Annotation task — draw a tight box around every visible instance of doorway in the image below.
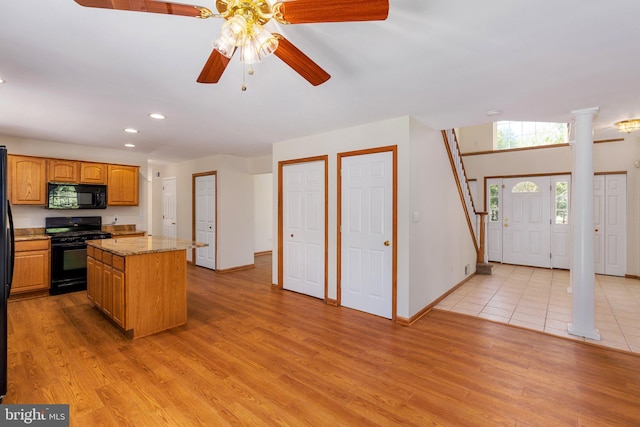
[279,157,327,300]
[338,147,396,319]
[487,173,626,276]
[162,177,177,238]
[193,172,216,270]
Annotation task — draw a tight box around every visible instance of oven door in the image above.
[50,242,88,295]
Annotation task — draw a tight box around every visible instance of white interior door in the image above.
[502,177,551,268]
[283,161,325,299]
[340,151,393,319]
[594,174,626,276]
[195,174,216,270]
[162,177,177,239]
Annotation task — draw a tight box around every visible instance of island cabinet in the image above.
[107,164,139,206]
[8,155,47,205]
[87,237,196,339]
[11,238,51,295]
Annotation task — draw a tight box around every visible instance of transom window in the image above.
[496,121,569,150]
[512,181,541,193]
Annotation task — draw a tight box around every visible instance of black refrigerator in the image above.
[0,145,15,402]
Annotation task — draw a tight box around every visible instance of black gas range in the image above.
[45,216,111,295]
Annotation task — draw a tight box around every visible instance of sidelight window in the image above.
[489,184,500,222]
[555,181,569,224]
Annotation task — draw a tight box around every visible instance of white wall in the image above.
[153,154,255,269]
[408,119,477,315]
[460,135,640,276]
[1,134,149,230]
[253,173,273,253]
[272,116,476,319]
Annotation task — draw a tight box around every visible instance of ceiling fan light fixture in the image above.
[253,26,279,58]
[241,38,261,64]
[615,119,640,134]
[221,15,249,46]
[213,36,236,58]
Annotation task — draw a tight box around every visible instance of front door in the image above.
[340,150,394,319]
[502,176,551,268]
[282,160,325,299]
[195,173,216,270]
[162,177,177,239]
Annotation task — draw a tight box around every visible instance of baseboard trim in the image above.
[255,250,272,256]
[625,274,640,280]
[326,298,338,306]
[215,264,255,274]
[395,273,476,326]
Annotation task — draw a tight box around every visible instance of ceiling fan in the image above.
[73,0,389,87]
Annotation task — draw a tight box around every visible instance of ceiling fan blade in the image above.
[276,0,388,24]
[272,35,330,86]
[197,48,234,84]
[74,0,213,18]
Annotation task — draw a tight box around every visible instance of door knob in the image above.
[595,228,599,232]
[384,240,390,246]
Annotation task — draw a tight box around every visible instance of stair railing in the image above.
[441,129,486,261]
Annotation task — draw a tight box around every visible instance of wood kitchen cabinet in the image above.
[8,155,47,205]
[108,164,139,206]
[80,162,108,184]
[11,239,50,295]
[87,246,126,328]
[48,159,79,182]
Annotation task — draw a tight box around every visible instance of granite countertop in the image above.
[87,236,207,257]
[14,228,50,242]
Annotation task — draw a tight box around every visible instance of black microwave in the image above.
[47,183,107,209]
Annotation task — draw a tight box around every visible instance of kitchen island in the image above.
[86,236,206,339]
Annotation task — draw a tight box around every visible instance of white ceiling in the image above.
[1,0,639,163]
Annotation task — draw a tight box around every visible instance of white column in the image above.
[568,107,600,340]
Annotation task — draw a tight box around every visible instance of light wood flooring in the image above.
[6,255,640,426]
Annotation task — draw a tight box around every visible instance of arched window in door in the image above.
[511,181,541,193]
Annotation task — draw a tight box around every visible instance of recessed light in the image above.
[124,128,139,133]
[0,78,5,84]
[486,109,502,116]
[149,113,165,120]
[124,143,136,148]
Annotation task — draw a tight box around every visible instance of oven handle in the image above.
[51,242,87,249]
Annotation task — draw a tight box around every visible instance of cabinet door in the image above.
[112,268,125,328]
[103,265,113,317]
[11,249,50,294]
[108,165,139,205]
[94,260,104,310]
[80,162,107,184]
[87,256,95,303]
[48,159,79,182]
[8,155,47,205]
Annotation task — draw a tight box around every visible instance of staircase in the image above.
[441,129,492,275]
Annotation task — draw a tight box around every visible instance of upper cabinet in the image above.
[9,154,139,206]
[8,155,47,205]
[80,162,108,184]
[108,164,139,206]
[48,159,79,183]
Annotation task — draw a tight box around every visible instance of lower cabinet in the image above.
[11,239,50,295]
[87,246,125,328]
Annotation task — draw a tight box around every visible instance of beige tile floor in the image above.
[435,263,640,354]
